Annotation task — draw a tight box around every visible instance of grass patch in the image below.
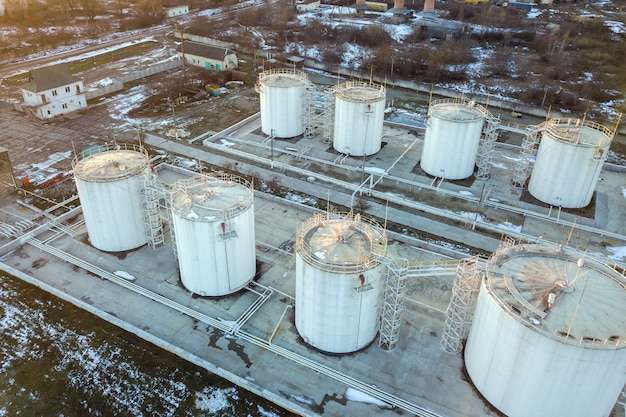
[1,40,162,87]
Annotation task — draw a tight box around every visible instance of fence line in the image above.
[85,59,181,100]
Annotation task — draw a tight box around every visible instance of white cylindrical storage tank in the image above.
[465,243,626,417]
[295,212,387,354]
[527,118,613,208]
[170,174,255,297]
[333,81,386,156]
[256,68,308,138]
[420,99,485,180]
[73,144,150,252]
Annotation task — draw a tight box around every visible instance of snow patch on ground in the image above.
[285,192,317,205]
[13,151,72,184]
[0,277,199,416]
[256,405,282,416]
[497,221,522,233]
[605,20,626,34]
[113,270,136,281]
[194,386,236,414]
[345,387,392,408]
[607,246,626,261]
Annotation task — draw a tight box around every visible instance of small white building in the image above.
[164,4,189,17]
[295,0,320,12]
[177,41,238,71]
[19,63,86,120]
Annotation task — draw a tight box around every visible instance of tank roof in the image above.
[334,81,385,103]
[485,243,626,347]
[430,98,485,122]
[171,174,253,222]
[258,68,308,87]
[543,118,613,147]
[73,144,148,182]
[296,212,387,273]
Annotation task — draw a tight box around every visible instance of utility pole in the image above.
[178,26,187,86]
[270,129,275,169]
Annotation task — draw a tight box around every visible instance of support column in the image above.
[440,257,480,354]
[379,258,409,351]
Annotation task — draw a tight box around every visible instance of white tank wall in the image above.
[420,102,484,180]
[295,257,384,353]
[76,168,149,252]
[172,204,255,296]
[465,283,626,417]
[528,130,609,208]
[333,84,385,156]
[258,70,307,138]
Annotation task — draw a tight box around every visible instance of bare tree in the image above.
[4,0,28,21]
[113,0,130,14]
[135,0,163,15]
[79,0,104,21]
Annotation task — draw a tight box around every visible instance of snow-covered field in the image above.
[0,274,288,417]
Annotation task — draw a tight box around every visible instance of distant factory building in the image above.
[387,0,412,16]
[176,41,238,71]
[164,4,189,17]
[173,30,237,50]
[352,0,369,12]
[295,0,320,12]
[19,63,86,120]
[412,14,466,38]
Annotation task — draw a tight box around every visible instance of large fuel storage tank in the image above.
[170,174,255,297]
[333,81,386,156]
[420,99,486,180]
[464,243,626,417]
[256,68,309,138]
[527,118,613,208]
[73,144,150,252]
[295,212,388,354]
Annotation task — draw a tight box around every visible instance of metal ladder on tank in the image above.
[219,206,239,241]
[440,256,481,354]
[141,172,164,249]
[322,87,335,144]
[165,198,178,261]
[511,124,542,189]
[378,257,409,351]
[303,81,315,139]
[475,113,500,180]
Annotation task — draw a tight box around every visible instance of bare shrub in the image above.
[119,13,164,30]
[393,46,423,78]
[587,50,620,66]
[356,25,394,48]
[404,26,430,43]
[84,20,113,38]
[572,36,608,50]
[513,31,535,44]
[484,48,512,77]
[321,46,343,66]
[237,8,261,29]
[470,29,505,43]
[301,19,326,45]
[448,1,475,21]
